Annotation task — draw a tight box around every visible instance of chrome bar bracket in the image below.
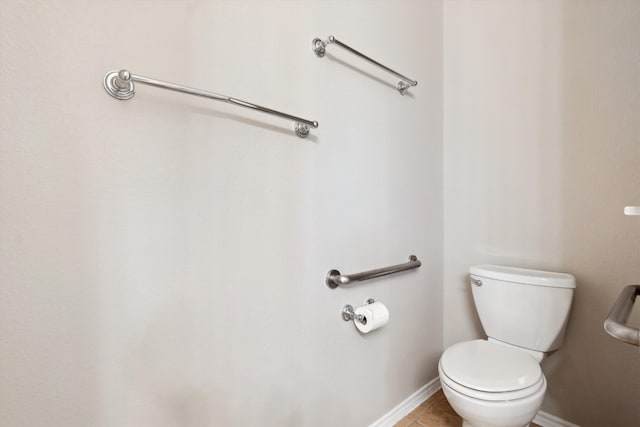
[294,122,311,138]
[103,70,135,100]
[311,38,327,57]
[342,304,363,322]
[103,69,318,138]
[342,299,375,323]
[397,81,410,96]
[604,284,640,347]
[326,255,421,289]
[311,35,417,96]
[326,269,342,289]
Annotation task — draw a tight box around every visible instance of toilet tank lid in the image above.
[469,265,576,289]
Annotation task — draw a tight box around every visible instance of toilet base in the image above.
[462,422,530,427]
[441,378,544,427]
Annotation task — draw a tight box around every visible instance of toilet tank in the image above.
[469,265,575,352]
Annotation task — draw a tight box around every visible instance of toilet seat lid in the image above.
[440,340,542,392]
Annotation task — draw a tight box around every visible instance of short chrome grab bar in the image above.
[326,255,421,289]
[604,284,640,347]
[311,36,417,95]
[103,70,319,138]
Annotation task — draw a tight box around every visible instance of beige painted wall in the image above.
[0,1,443,426]
[3,0,638,425]
[444,1,640,426]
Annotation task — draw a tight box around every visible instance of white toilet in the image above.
[438,265,575,427]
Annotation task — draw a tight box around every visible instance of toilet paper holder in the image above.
[342,298,376,324]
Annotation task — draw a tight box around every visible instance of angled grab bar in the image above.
[326,255,421,289]
[604,284,640,347]
[103,70,318,138]
[311,36,417,95]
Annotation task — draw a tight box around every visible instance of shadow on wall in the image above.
[122,299,227,426]
[130,91,320,143]
[323,53,416,99]
[455,271,484,339]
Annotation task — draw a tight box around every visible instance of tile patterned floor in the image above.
[393,389,542,427]
[393,390,461,427]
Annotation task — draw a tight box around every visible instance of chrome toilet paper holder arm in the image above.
[342,298,376,324]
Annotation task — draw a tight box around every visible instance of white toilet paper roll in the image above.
[354,301,389,333]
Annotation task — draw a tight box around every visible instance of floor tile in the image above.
[405,399,434,420]
[416,399,462,427]
[393,417,416,427]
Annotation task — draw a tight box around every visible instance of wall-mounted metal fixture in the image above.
[103,70,319,138]
[326,255,421,289]
[311,36,417,95]
[624,206,640,216]
[604,284,640,347]
[342,298,376,323]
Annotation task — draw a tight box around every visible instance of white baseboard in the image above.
[368,377,441,427]
[533,410,580,427]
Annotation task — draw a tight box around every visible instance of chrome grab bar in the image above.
[311,36,417,95]
[326,255,421,289]
[103,70,319,138]
[604,284,640,347]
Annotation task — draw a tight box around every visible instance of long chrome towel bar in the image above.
[103,70,319,138]
[311,36,417,95]
[604,284,640,347]
[326,255,421,289]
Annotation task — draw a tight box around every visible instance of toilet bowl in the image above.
[439,265,575,427]
[439,340,546,427]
